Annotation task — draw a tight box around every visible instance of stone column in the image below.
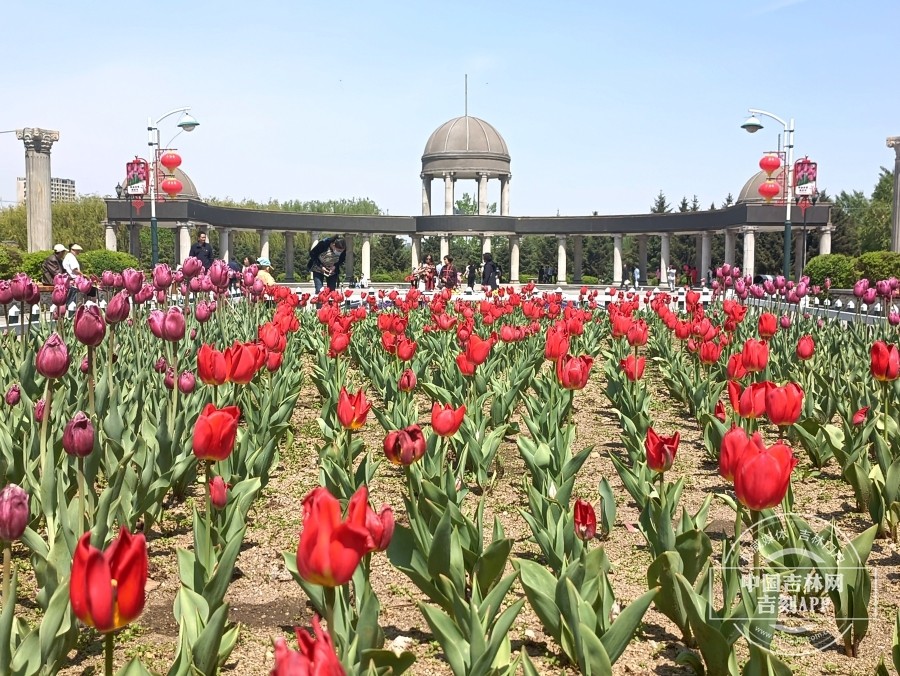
[104,221,117,251]
[284,232,295,281]
[724,229,736,266]
[411,235,421,271]
[220,228,231,263]
[478,173,488,215]
[178,223,191,264]
[695,235,703,269]
[482,236,492,254]
[131,222,143,260]
[742,226,757,280]
[444,173,455,215]
[509,235,520,283]
[794,230,805,278]
[421,174,432,216]
[659,233,670,284]
[613,234,623,285]
[343,233,354,284]
[16,128,59,252]
[556,236,567,285]
[500,175,511,215]
[440,235,449,259]
[572,235,583,284]
[259,230,270,259]
[700,232,711,279]
[638,235,648,284]
[819,223,833,256]
[887,137,900,252]
[361,234,372,281]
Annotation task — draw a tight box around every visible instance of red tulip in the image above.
[63,412,95,457]
[645,427,679,473]
[765,382,804,427]
[266,350,283,372]
[296,486,372,587]
[714,400,727,423]
[620,355,645,381]
[556,354,593,390]
[626,320,648,348]
[225,342,265,384]
[210,476,228,509]
[741,339,769,373]
[329,330,351,357]
[871,341,900,382]
[398,369,417,392]
[573,499,597,541]
[796,335,815,361]
[757,312,777,339]
[70,526,147,632]
[465,334,493,365]
[698,340,723,365]
[363,502,394,553]
[733,434,797,511]
[456,353,477,377]
[719,424,749,482]
[853,406,869,426]
[258,322,287,353]
[738,381,772,419]
[610,313,632,339]
[271,616,345,676]
[73,305,107,347]
[544,324,569,361]
[727,352,748,380]
[197,344,228,386]
[396,336,417,361]
[337,388,372,430]
[193,404,241,461]
[36,332,70,379]
[383,425,427,465]
[0,484,29,542]
[431,402,466,437]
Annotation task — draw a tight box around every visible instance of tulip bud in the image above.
[164,368,175,390]
[51,285,68,307]
[34,399,45,422]
[36,333,70,379]
[266,350,283,372]
[209,476,228,509]
[5,384,20,406]
[154,357,168,374]
[181,257,203,277]
[398,369,417,393]
[76,276,93,295]
[0,484,29,541]
[63,412,95,457]
[105,290,131,324]
[80,357,89,374]
[178,371,196,394]
[122,268,145,295]
[190,328,197,340]
[155,290,167,305]
[73,304,107,347]
[152,264,174,291]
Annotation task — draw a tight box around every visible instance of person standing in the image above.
[667,264,676,291]
[439,255,458,289]
[188,231,214,271]
[62,244,84,306]
[633,265,640,287]
[481,253,499,291]
[307,236,347,293]
[42,244,67,285]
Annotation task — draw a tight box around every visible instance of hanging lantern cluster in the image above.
[159,150,183,199]
[757,153,781,203]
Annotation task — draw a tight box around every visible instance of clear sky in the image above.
[1,1,897,217]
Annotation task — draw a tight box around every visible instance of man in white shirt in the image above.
[62,244,84,307]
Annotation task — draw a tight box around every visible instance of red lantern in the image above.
[159,151,182,174]
[759,154,781,177]
[758,179,780,202]
[160,177,183,198]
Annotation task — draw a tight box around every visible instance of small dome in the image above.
[122,166,200,200]
[737,169,784,204]
[421,116,511,179]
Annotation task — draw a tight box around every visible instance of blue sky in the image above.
[1,1,897,217]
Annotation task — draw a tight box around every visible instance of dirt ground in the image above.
[54,360,899,675]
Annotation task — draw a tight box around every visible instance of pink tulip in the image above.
[152,264,174,291]
[122,268,144,295]
[73,305,107,347]
[75,276,93,295]
[0,282,12,305]
[208,261,230,289]
[36,333,70,379]
[51,285,68,307]
[181,257,204,277]
[5,384,20,406]
[178,371,196,394]
[148,307,186,342]
[105,291,131,324]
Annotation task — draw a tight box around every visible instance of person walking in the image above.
[481,253,499,291]
[188,231,214,271]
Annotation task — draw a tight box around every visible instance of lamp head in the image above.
[741,115,763,133]
[177,113,199,132]
[115,182,124,199]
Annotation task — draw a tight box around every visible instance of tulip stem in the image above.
[78,457,86,536]
[87,345,96,421]
[323,585,336,636]
[205,462,213,555]
[884,383,890,447]
[104,631,114,676]
[1,541,10,606]
[106,326,116,411]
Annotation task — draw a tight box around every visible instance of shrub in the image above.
[371,271,409,284]
[21,250,54,279]
[79,250,140,276]
[581,275,599,285]
[0,245,23,279]
[804,254,857,289]
[855,251,900,284]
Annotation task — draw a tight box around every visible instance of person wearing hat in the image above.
[307,236,347,293]
[256,257,276,287]
[62,244,84,280]
[42,244,67,285]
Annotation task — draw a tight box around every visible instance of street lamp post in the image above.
[115,182,134,252]
[741,108,794,279]
[147,108,199,266]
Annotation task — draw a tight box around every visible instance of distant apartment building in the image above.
[16,177,76,204]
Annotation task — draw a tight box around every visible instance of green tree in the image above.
[651,190,671,214]
[721,193,735,208]
[454,192,497,215]
[677,197,690,213]
[690,195,701,212]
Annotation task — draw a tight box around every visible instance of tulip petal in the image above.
[85,548,115,631]
[112,532,148,627]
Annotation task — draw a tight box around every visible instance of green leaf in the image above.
[600,587,657,664]
[418,603,468,676]
[515,559,562,642]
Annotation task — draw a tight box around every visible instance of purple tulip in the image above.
[105,290,131,324]
[711,280,720,291]
[890,277,899,291]
[0,484,29,542]
[190,327,198,340]
[101,270,117,288]
[251,279,264,296]
[122,268,144,295]
[179,283,189,297]
[134,285,154,305]
[0,281,12,305]
[80,357,89,374]
[152,263,174,291]
[147,307,186,342]
[5,384,20,406]
[200,277,214,293]
[863,288,877,305]
[155,290,167,305]
[195,301,213,323]
[178,371,196,394]
[763,280,776,295]
[242,270,256,287]
[62,412,95,457]
[824,278,832,290]
[721,263,731,277]
[9,274,29,302]
[780,315,792,329]
[773,275,785,290]
[723,275,733,288]
[164,368,175,390]
[208,260,230,289]
[188,276,203,293]
[181,257,204,277]
[853,279,869,298]
[889,312,900,326]
[817,319,825,329]
[24,283,40,305]
[34,400,45,423]
[51,285,68,307]
[173,270,184,284]
[749,284,765,299]
[73,305,106,347]
[786,291,799,304]
[75,276,93,295]
[796,282,808,298]
[154,357,168,374]
[876,280,892,298]
[36,333,70,379]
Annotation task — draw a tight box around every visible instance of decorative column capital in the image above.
[16,128,60,153]
[888,136,900,156]
[741,225,758,235]
[819,222,835,234]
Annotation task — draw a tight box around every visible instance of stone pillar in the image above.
[411,235,421,271]
[794,230,805,278]
[724,229,736,266]
[556,236,567,285]
[131,222,143,260]
[361,234,372,281]
[482,236,492,254]
[659,233,670,284]
[613,234,623,285]
[440,235,449,259]
[638,235,648,284]
[343,233,354,284]
[887,137,900,252]
[509,235,520,284]
[178,223,191,264]
[500,175,511,216]
[443,173,455,215]
[284,232,295,281]
[220,228,231,263]
[259,230,270,259]
[16,128,59,252]
[421,174,432,216]
[104,221,117,251]
[700,232,711,279]
[478,173,488,215]
[819,223,833,256]
[572,235,583,284]
[695,235,703,269]
[742,226,757,280]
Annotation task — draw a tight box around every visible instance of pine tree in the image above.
[677,197,690,213]
[690,195,701,212]
[651,190,672,214]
